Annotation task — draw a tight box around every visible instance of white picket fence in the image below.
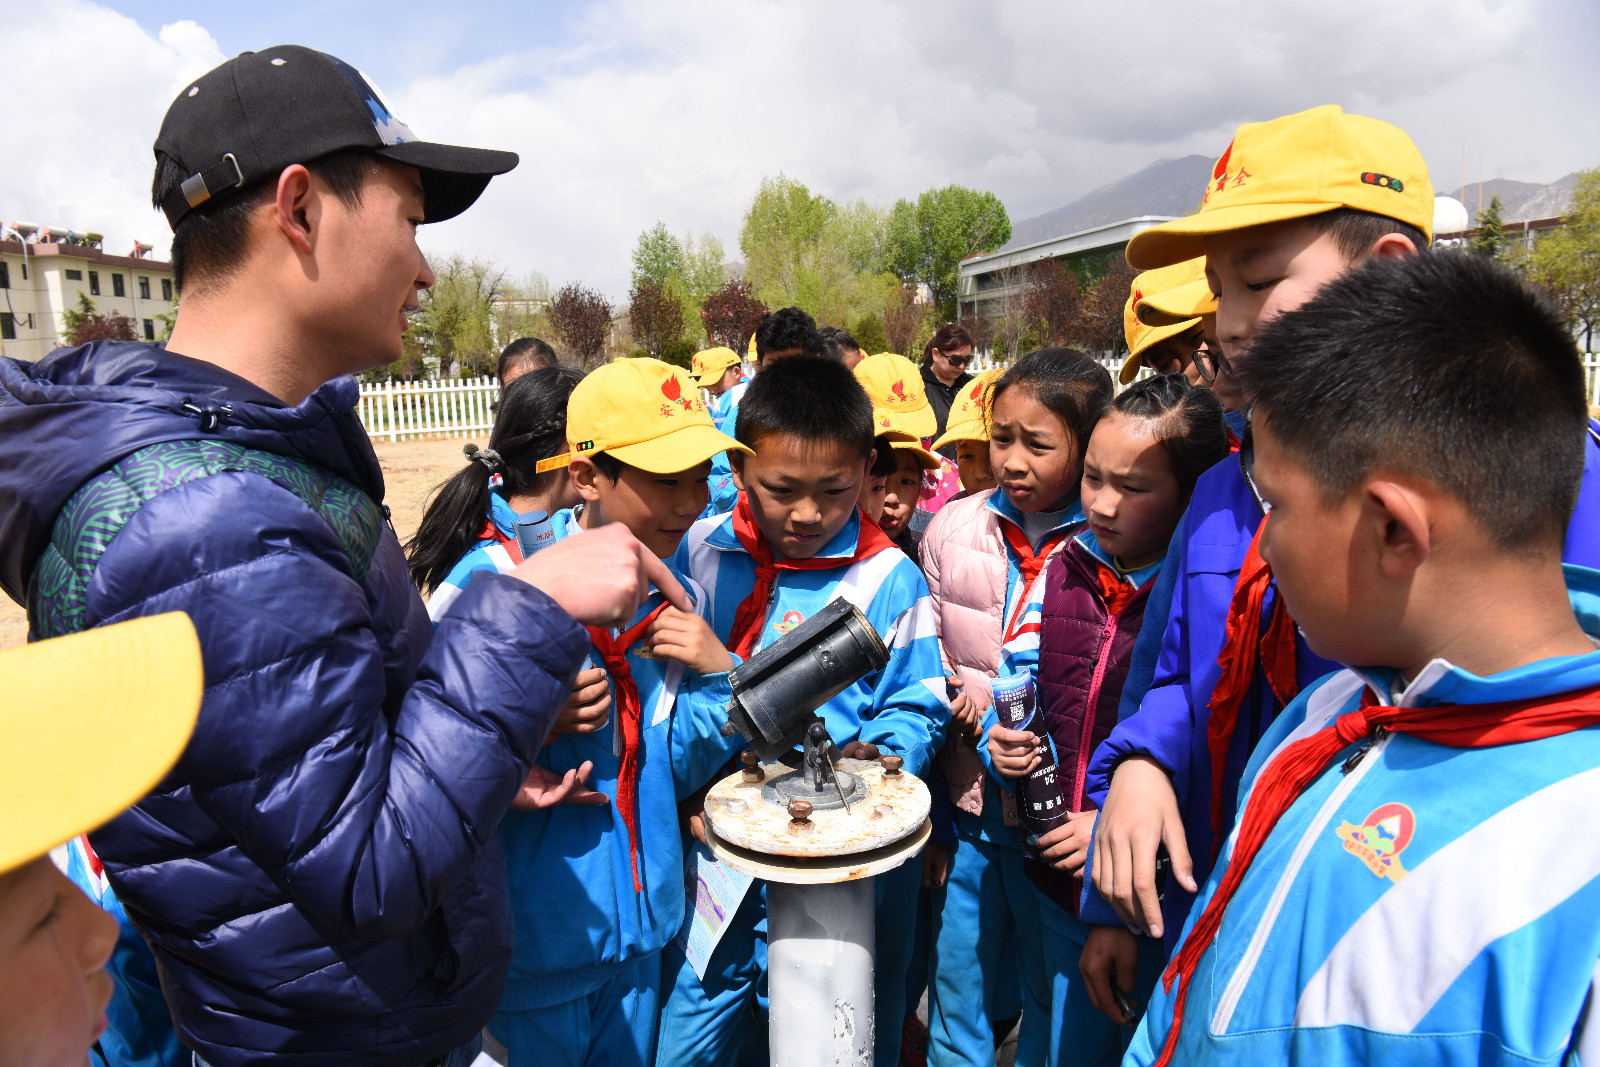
[357,376,500,442]
[357,355,1600,441]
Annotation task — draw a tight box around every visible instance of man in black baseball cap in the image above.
[0,45,690,1067]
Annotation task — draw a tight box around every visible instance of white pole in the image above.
[766,878,876,1067]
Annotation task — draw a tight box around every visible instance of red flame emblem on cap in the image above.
[660,374,693,412]
[968,380,984,401]
[889,380,907,402]
[1212,140,1234,180]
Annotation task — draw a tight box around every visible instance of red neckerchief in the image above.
[1205,518,1300,854]
[1225,425,1242,454]
[1153,684,1600,1067]
[726,498,896,661]
[999,520,1071,642]
[587,600,672,893]
[478,517,524,565]
[1093,560,1140,617]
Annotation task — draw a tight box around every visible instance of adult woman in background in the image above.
[921,323,977,458]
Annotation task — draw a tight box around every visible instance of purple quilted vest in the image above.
[1027,538,1155,913]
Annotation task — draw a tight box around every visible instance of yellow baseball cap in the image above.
[746,334,759,360]
[890,440,942,471]
[691,346,742,388]
[931,367,1003,451]
[1125,105,1434,270]
[537,357,750,475]
[855,353,937,440]
[1,612,203,876]
[1136,275,1217,329]
[1120,258,1206,385]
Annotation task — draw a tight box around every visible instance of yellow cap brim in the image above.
[931,418,987,452]
[607,423,752,474]
[1137,278,1217,327]
[1118,352,1144,386]
[891,441,943,471]
[1126,202,1342,270]
[692,363,737,387]
[877,406,938,440]
[0,612,202,876]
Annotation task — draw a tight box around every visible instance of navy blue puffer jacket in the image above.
[0,342,587,1065]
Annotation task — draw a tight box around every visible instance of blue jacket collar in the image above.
[0,340,380,605]
[487,493,519,539]
[703,506,865,561]
[1074,527,1165,587]
[1354,564,1600,707]
[985,488,1086,547]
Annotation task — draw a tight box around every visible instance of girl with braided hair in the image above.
[408,365,584,611]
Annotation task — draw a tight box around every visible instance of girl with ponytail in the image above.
[407,365,583,613]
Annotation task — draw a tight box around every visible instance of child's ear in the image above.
[730,450,747,492]
[569,457,604,504]
[1365,479,1431,580]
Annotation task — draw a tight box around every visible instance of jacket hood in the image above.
[0,341,384,605]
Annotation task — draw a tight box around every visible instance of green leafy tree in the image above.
[1470,195,1509,259]
[740,174,837,308]
[1527,169,1600,352]
[846,313,889,356]
[886,186,1011,319]
[632,222,686,289]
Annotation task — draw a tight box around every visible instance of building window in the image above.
[161,278,173,301]
[138,276,150,300]
[88,271,100,295]
[65,269,82,281]
[0,262,7,289]
[0,312,13,340]
[112,274,125,298]
[143,318,155,341]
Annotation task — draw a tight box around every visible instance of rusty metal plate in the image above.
[703,758,930,859]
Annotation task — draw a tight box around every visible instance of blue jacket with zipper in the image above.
[1128,565,1600,1067]
[0,342,586,1066]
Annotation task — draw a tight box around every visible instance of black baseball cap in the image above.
[154,45,518,229]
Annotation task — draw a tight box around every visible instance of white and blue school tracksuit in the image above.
[425,493,529,624]
[986,528,1166,1067]
[1127,566,1600,1067]
[704,382,747,518]
[927,493,1082,1067]
[655,508,950,1067]
[433,506,740,1066]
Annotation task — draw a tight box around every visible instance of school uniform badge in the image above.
[1334,802,1414,883]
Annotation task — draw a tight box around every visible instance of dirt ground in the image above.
[0,436,476,652]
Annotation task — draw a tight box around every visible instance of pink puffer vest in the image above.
[921,489,1068,818]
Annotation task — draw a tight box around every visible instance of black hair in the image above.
[498,337,558,382]
[870,433,899,477]
[1306,207,1429,262]
[819,325,862,363]
[989,347,1114,457]
[152,148,378,295]
[735,354,874,458]
[755,307,824,359]
[1235,252,1587,554]
[1110,373,1230,502]
[406,365,582,593]
[923,322,975,366]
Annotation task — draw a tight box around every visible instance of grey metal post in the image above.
[767,877,876,1067]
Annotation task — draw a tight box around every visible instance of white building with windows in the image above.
[0,225,175,362]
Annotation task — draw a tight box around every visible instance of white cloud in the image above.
[3,0,1595,298]
[0,1,222,255]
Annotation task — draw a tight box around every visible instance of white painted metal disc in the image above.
[703,758,930,859]
[706,818,932,885]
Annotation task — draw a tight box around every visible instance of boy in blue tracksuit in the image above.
[656,355,949,1067]
[694,346,747,517]
[483,358,753,1067]
[1081,106,1600,977]
[1128,243,1600,1066]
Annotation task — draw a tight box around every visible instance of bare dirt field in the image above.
[0,436,475,652]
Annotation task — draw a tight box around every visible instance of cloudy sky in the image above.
[5,0,1596,298]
